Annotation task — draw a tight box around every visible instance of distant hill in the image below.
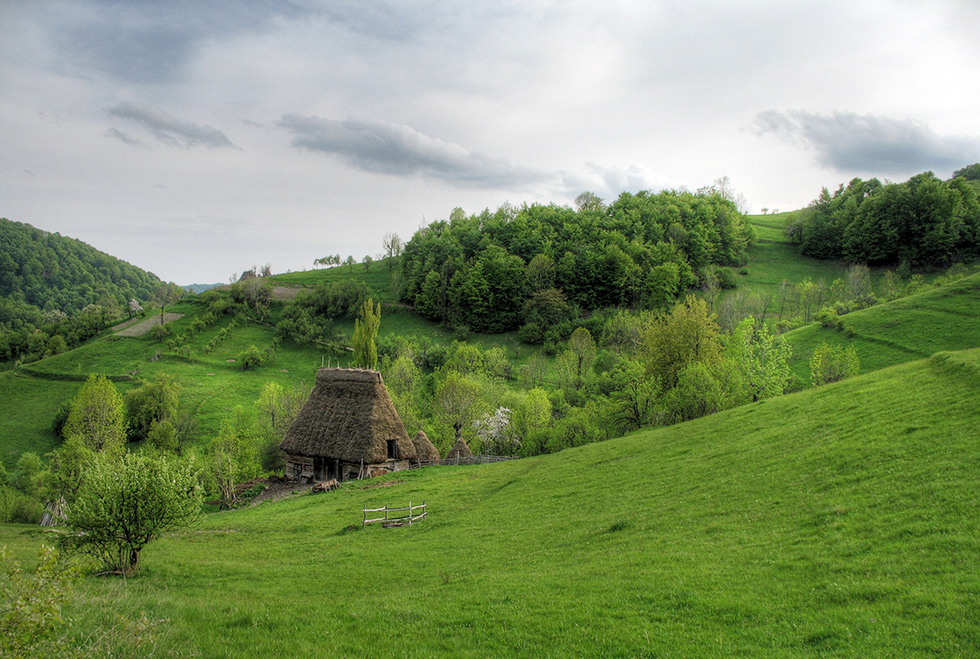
[0,217,162,327]
[184,283,223,294]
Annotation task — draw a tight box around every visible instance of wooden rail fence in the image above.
[363,501,427,528]
[409,454,518,469]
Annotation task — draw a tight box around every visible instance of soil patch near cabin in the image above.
[115,313,185,338]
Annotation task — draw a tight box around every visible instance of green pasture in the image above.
[4,347,979,657]
[738,213,854,294]
[270,259,399,303]
[784,271,980,383]
[0,373,81,468]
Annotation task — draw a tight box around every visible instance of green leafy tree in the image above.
[254,381,308,472]
[810,342,860,386]
[434,371,488,444]
[643,295,722,388]
[125,374,179,442]
[510,388,552,451]
[237,344,265,370]
[11,452,44,499]
[606,360,662,433]
[207,409,260,508]
[568,327,597,383]
[62,453,203,575]
[352,298,381,369]
[725,317,793,402]
[63,374,126,455]
[45,437,96,505]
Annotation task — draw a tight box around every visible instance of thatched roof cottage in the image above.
[280,368,416,482]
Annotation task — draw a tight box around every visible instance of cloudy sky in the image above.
[2,1,979,285]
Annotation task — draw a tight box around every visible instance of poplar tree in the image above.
[352,298,381,370]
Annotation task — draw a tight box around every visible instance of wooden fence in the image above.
[363,501,427,528]
[409,454,519,469]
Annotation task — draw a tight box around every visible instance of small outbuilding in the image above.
[280,368,416,482]
[411,430,441,464]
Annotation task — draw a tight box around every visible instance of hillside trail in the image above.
[115,313,185,337]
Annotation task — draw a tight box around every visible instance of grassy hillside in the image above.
[4,348,979,656]
[783,271,980,383]
[739,212,854,295]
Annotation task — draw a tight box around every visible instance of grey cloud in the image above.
[105,127,148,148]
[47,0,451,85]
[107,101,236,149]
[754,110,980,174]
[278,114,551,189]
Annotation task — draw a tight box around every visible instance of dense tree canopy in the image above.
[0,218,161,318]
[787,169,980,267]
[400,188,751,333]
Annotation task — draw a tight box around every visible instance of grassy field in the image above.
[783,271,980,383]
[3,347,979,657]
[738,212,853,295]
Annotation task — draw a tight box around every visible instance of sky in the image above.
[2,0,979,286]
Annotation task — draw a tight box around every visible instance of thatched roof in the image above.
[446,437,473,459]
[280,368,416,463]
[411,430,440,463]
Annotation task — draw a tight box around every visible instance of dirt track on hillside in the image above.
[115,313,185,337]
[214,284,305,301]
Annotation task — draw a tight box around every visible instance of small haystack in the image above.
[280,368,416,481]
[411,430,440,463]
[446,437,473,460]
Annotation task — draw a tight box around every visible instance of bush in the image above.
[814,308,843,330]
[238,345,265,370]
[0,485,43,524]
[714,266,739,289]
[148,323,171,341]
[61,453,203,575]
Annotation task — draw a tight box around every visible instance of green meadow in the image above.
[3,348,979,657]
[3,210,980,656]
[783,272,980,383]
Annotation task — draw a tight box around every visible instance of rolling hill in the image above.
[3,346,978,656]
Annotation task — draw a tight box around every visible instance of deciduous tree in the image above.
[63,374,126,455]
[352,298,381,369]
[62,453,202,575]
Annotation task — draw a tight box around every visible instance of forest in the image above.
[399,187,752,339]
[786,167,980,267]
[0,218,182,364]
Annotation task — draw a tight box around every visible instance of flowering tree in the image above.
[473,406,520,455]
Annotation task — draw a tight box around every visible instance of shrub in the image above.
[61,453,203,575]
[148,323,171,341]
[238,345,265,370]
[814,308,843,330]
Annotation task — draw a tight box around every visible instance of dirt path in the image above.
[115,313,185,338]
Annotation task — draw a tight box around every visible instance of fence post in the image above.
[408,500,412,526]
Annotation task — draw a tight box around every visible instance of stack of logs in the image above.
[311,479,341,493]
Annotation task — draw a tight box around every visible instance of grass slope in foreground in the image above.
[5,349,980,657]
